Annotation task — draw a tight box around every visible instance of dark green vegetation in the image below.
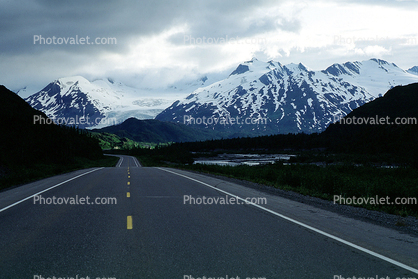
[0,85,116,190]
[0,156,118,191]
[185,163,418,217]
[90,131,162,150]
[128,83,418,216]
[91,117,222,144]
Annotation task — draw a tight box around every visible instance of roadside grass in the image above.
[180,163,418,218]
[0,155,119,192]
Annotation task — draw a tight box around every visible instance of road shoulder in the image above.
[160,167,418,270]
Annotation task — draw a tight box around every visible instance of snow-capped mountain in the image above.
[407,66,418,76]
[14,86,29,96]
[156,58,418,135]
[322,59,418,98]
[25,76,176,128]
[14,85,43,97]
[24,74,220,128]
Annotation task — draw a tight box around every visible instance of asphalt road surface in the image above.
[0,155,417,278]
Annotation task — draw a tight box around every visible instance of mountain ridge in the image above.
[23,75,215,129]
[156,58,418,136]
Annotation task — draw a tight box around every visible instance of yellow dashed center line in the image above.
[127,216,133,229]
[126,166,133,230]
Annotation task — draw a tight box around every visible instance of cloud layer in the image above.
[1,0,417,96]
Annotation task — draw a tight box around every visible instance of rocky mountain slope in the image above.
[156,58,418,135]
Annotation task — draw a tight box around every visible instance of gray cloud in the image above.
[1,0,417,95]
[1,0,185,54]
[1,0,284,55]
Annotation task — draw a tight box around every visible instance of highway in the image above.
[0,155,417,278]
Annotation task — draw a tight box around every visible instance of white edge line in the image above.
[133,156,141,167]
[157,167,418,275]
[117,157,124,167]
[0,167,104,213]
[132,156,139,167]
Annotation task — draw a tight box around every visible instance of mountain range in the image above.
[23,75,217,128]
[24,76,173,128]
[156,58,418,135]
[22,58,418,135]
[162,83,418,166]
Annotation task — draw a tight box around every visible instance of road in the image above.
[0,155,417,278]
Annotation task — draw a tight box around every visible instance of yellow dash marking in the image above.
[128,175,130,178]
[127,181,130,185]
[127,216,133,229]
[127,192,130,197]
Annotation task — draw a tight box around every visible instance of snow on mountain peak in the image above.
[23,57,418,132]
[284,62,310,74]
[24,76,177,128]
[319,58,417,98]
[156,57,418,135]
[407,66,418,76]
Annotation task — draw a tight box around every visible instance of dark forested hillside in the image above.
[0,85,105,189]
[91,117,221,143]
[324,83,418,164]
[0,85,102,166]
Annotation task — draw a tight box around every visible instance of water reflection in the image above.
[193,154,296,166]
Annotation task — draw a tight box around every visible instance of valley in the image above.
[2,1,418,277]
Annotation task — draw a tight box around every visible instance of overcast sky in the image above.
[1,0,417,97]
